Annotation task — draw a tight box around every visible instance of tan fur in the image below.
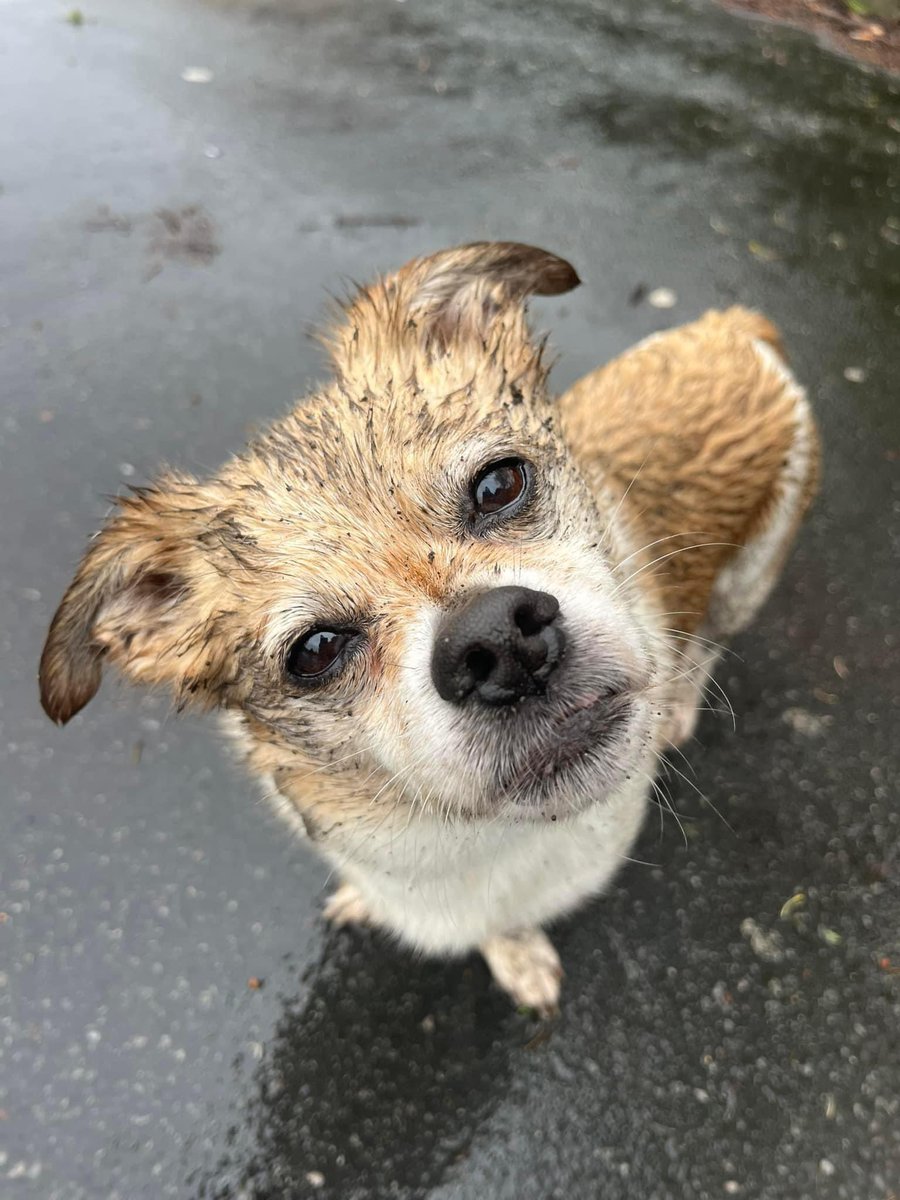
[38,243,819,1009]
[558,309,820,633]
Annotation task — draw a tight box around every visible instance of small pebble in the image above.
[181,66,214,84]
[748,240,779,262]
[782,708,830,737]
[306,1171,326,1188]
[647,287,677,309]
[843,366,866,383]
[740,917,785,963]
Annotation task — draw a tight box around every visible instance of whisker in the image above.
[294,741,381,780]
[612,541,740,599]
[663,627,742,662]
[613,529,718,574]
[601,449,656,544]
[661,756,735,834]
[637,767,690,847]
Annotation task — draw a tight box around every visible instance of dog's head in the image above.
[40,242,664,827]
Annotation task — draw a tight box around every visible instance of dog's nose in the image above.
[431,585,566,706]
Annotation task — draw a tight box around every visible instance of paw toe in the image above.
[323,883,370,928]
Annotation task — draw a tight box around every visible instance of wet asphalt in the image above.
[2,0,900,1197]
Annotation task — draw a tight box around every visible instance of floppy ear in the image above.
[327,241,580,364]
[39,474,223,725]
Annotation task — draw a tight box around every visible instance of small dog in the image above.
[40,243,819,1013]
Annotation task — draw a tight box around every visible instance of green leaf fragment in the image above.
[779,892,807,920]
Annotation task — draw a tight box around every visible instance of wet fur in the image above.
[39,242,819,1010]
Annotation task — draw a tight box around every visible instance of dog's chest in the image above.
[320,782,649,953]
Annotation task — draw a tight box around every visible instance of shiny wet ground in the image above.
[1,1,899,1196]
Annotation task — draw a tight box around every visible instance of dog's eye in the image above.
[471,458,531,519]
[286,628,357,681]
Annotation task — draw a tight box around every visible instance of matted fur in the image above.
[39,243,819,1010]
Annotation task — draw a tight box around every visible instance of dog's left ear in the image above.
[39,475,230,724]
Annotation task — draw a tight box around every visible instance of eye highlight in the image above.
[470,458,532,522]
[285,628,359,682]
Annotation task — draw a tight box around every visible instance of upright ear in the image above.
[39,474,221,725]
[394,241,580,348]
[328,241,580,363]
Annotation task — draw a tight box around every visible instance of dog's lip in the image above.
[498,686,634,796]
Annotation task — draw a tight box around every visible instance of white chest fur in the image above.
[316,774,652,955]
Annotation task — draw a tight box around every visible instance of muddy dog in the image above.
[40,243,819,1012]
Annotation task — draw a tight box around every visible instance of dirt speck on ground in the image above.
[722,0,900,71]
[740,917,786,963]
[333,213,421,229]
[150,206,220,265]
[83,204,221,275]
[782,707,833,736]
[83,205,134,234]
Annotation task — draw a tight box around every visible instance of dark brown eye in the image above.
[471,458,531,519]
[286,628,357,681]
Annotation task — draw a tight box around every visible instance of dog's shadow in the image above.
[197,925,522,1199]
[194,721,748,1200]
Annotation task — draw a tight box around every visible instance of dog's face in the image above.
[40,243,664,827]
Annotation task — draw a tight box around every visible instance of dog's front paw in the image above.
[323,882,371,928]
[481,929,563,1017]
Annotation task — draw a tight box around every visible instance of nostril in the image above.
[514,604,544,638]
[466,646,496,682]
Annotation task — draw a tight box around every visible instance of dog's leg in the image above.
[326,889,563,1015]
[481,928,563,1016]
[323,882,372,927]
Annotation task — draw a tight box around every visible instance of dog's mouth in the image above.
[496,686,635,802]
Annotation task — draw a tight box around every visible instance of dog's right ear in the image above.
[325,241,580,367]
[39,474,223,725]
[394,241,580,335]
[390,241,580,351]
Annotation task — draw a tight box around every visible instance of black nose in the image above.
[431,585,566,707]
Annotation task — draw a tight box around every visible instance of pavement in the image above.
[2,0,899,1197]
